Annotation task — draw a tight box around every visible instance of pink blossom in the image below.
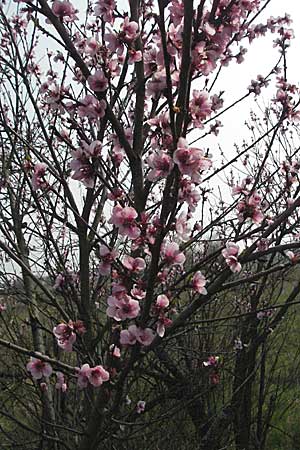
[99,245,118,275]
[55,372,67,392]
[236,192,264,224]
[110,345,121,358]
[109,205,140,239]
[77,364,90,388]
[189,90,212,127]
[156,316,172,337]
[88,365,110,387]
[192,271,207,295]
[53,320,85,352]
[78,95,106,120]
[120,325,154,346]
[88,70,108,92]
[136,400,146,414]
[161,241,186,267]
[26,358,52,380]
[52,1,78,22]
[173,138,212,183]
[147,150,174,181]
[175,212,192,241]
[106,295,140,321]
[122,256,146,273]
[94,0,115,23]
[285,251,300,264]
[222,242,242,273]
[156,294,169,309]
[32,163,47,191]
[0,303,6,312]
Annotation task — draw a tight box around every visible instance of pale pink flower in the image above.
[94,0,115,23]
[52,1,78,22]
[162,241,186,266]
[156,316,172,337]
[173,138,212,183]
[106,295,140,321]
[156,294,169,309]
[222,242,242,273]
[88,365,110,387]
[27,358,52,380]
[122,256,146,273]
[99,245,118,275]
[77,363,90,388]
[120,325,154,346]
[285,250,300,264]
[147,150,174,181]
[110,345,121,358]
[192,271,207,295]
[120,325,138,346]
[136,400,146,414]
[78,95,106,120]
[88,70,108,92]
[175,212,192,241]
[189,90,212,127]
[53,320,85,352]
[109,205,140,239]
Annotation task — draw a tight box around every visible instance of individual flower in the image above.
[156,294,169,309]
[94,0,115,23]
[173,138,212,183]
[192,271,207,295]
[53,320,86,352]
[88,365,110,387]
[161,241,186,267]
[52,1,78,22]
[26,358,52,380]
[189,90,212,127]
[78,95,106,120]
[222,242,242,273]
[203,356,219,367]
[109,205,140,239]
[88,69,108,92]
[106,295,140,321]
[146,150,174,181]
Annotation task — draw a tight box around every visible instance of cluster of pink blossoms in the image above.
[106,282,141,322]
[53,320,86,352]
[120,324,155,347]
[77,364,110,388]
